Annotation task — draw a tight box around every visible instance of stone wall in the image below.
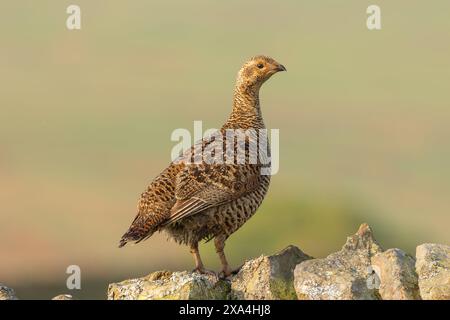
[1,223,449,300]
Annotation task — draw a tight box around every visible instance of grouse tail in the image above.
[118,214,161,248]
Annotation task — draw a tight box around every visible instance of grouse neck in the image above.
[225,85,264,130]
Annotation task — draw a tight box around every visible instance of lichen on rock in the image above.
[52,294,74,300]
[371,248,420,300]
[416,243,450,300]
[107,270,230,300]
[0,284,17,300]
[293,223,383,300]
[230,245,312,300]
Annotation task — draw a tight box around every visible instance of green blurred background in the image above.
[1,0,449,299]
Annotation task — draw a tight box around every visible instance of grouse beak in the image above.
[275,64,287,72]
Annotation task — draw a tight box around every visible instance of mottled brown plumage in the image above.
[119,55,286,277]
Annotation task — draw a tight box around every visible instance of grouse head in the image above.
[236,55,286,92]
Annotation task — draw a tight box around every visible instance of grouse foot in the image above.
[218,264,243,279]
[192,267,216,276]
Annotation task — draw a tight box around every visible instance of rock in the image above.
[294,223,383,300]
[416,243,450,300]
[106,226,450,300]
[371,248,420,300]
[108,246,311,300]
[0,284,18,300]
[52,294,74,300]
[107,270,230,300]
[230,245,312,300]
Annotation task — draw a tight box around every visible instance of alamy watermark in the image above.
[66,265,81,290]
[367,5,381,30]
[66,5,81,30]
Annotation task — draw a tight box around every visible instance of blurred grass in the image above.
[0,0,449,299]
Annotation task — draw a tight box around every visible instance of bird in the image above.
[119,55,286,277]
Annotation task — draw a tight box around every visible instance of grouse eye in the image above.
[257,63,264,69]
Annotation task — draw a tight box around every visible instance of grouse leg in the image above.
[214,236,237,279]
[190,242,215,275]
